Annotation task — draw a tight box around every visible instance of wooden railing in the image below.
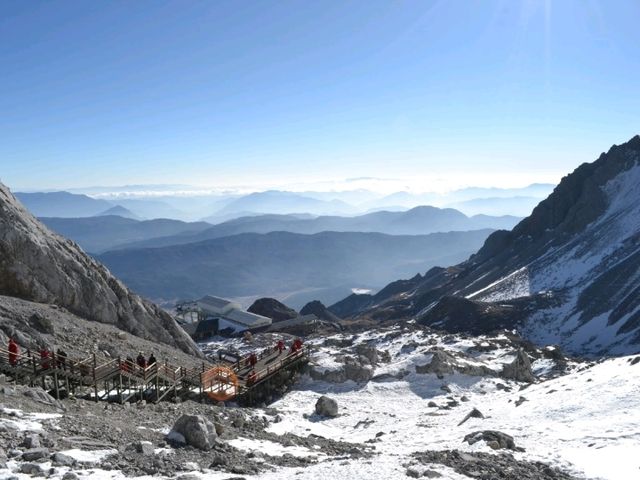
[0,342,309,402]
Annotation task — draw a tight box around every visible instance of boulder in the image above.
[457,408,484,426]
[315,396,339,417]
[168,415,218,451]
[416,350,456,375]
[22,434,41,449]
[501,349,535,383]
[355,343,379,366]
[463,430,523,451]
[21,447,49,461]
[20,463,44,475]
[52,452,76,466]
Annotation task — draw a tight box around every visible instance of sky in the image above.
[1,0,640,193]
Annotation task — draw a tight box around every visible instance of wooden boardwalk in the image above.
[0,343,309,405]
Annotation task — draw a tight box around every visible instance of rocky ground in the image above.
[0,382,372,479]
[1,323,638,479]
[0,295,204,366]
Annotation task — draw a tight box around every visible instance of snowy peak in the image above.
[346,135,640,355]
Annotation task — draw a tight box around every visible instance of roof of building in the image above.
[197,295,237,310]
[224,309,272,327]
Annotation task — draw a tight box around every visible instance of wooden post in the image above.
[155,365,160,403]
[53,370,59,400]
[92,354,98,402]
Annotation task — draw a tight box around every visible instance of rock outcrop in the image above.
[315,396,339,417]
[463,430,523,451]
[415,349,496,377]
[0,182,199,356]
[300,300,342,324]
[501,349,536,383]
[248,298,298,323]
[339,135,640,355]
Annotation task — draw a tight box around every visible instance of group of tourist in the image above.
[6,338,163,376]
[245,337,305,386]
[6,337,68,371]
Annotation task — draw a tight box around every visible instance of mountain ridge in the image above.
[335,135,640,355]
[0,182,200,356]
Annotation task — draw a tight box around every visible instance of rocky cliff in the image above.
[339,136,640,355]
[0,182,199,356]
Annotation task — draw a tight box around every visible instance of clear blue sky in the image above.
[2,0,640,191]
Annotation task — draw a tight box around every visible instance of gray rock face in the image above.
[169,415,218,451]
[0,182,199,356]
[309,356,374,384]
[315,396,339,417]
[501,349,536,383]
[415,349,496,377]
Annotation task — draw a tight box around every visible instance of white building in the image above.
[189,295,272,336]
[219,309,272,332]
[197,295,241,317]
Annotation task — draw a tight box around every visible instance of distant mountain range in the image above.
[203,190,358,221]
[15,183,555,222]
[15,191,113,217]
[107,207,520,252]
[38,205,519,254]
[40,216,212,253]
[446,196,546,217]
[96,229,495,307]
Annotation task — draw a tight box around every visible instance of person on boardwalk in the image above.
[8,338,19,366]
[123,356,135,373]
[56,348,68,370]
[291,338,303,353]
[40,345,51,370]
[148,353,157,367]
[276,339,285,355]
[249,352,258,368]
[136,352,146,369]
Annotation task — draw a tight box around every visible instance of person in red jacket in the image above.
[276,340,285,355]
[8,338,19,366]
[249,352,258,368]
[291,338,303,353]
[40,346,51,370]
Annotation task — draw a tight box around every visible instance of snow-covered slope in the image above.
[258,329,640,480]
[344,136,640,356]
[199,328,640,480]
